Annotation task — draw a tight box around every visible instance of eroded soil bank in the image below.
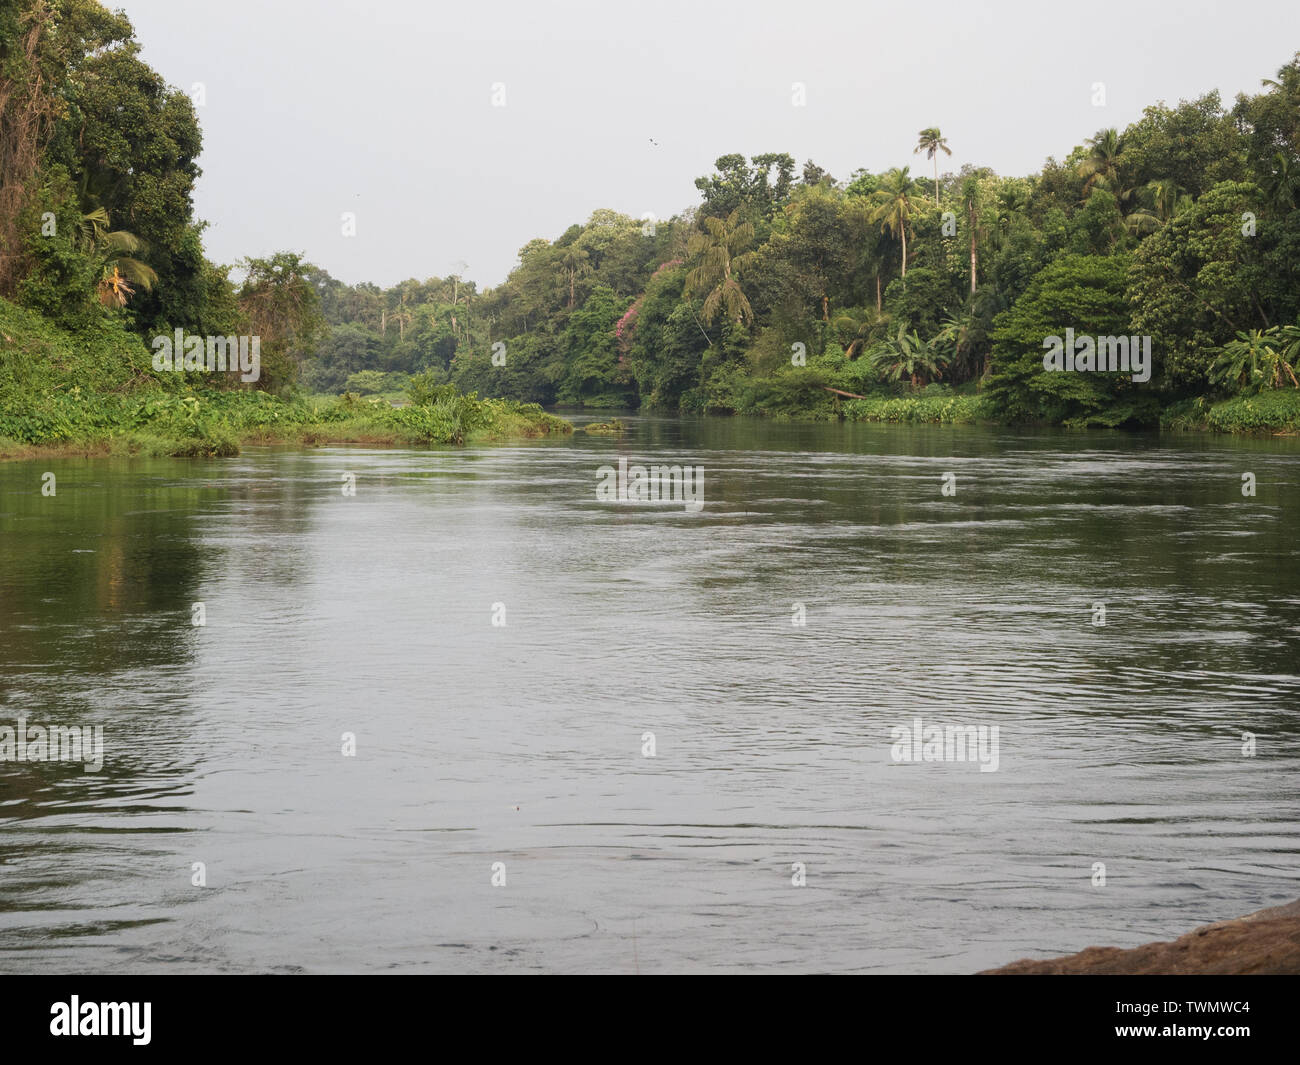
[983,900,1300,974]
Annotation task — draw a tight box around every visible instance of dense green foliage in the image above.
[1,2,320,394]
[0,1,567,453]
[0,296,569,456]
[294,55,1300,432]
[3,1,1299,444]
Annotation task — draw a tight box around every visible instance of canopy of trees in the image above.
[3,2,1298,425]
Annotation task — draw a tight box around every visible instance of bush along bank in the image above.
[0,300,571,459]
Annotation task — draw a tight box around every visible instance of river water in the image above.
[1,416,1298,973]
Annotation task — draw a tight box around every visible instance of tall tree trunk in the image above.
[876,273,882,312]
[934,158,939,206]
[969,204,978,295]
[901,226,908,281]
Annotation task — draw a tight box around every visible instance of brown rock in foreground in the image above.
[982,900,1300,974]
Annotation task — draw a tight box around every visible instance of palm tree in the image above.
[870,168,927,283]
[937,310,978,378]
[990,184,1028,251]
[78,207,158,309]
[1262,59,1300,94]
[1146,178,1190,221]
[1266,153,1298,213]
[844,195,891,311]
[1124,178,1192,236]
[959,176,985,294]
[1210,327,1300,393]
[1078,129,1124,196]
[865,323,948,389]
[832,307,890,359]
[914,128,951,206]
[685,208,757,326]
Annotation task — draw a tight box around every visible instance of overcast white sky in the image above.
[117,0,1299,288]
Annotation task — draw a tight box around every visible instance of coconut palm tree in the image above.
[844,194,892,311]
[78,207,158,309]
[1146,177,1190,221]
[832,307,890,359]
[685,208,757,326]
[1078,128,1125,196]
[1266,153,1298,213]
[1124,178,1192,236]
[870,168,927,283]
[937,309,979,378]
[1262,60,1300,94]
[959,175,985,294]
[989,183,1028,251]
[914,128,951,206]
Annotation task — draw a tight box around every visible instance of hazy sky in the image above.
[117,0,1298,288]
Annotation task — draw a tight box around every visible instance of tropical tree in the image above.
[1078,128,1125,196]
[843,192,892,310]
[1209,327,1300,393]
[1265,152,1298,212]
[685,208,757,325]
[238,251,325,390]
[832,307,890,359]
[937,309,980,379]
[559,245,589,309]
[865,323,949,388]
[992,183,1028,249]
[1146,178,1191,222]
[870,168,928,283]
[77,207,158,308]
[391,305,413,339]
[915,128,951,205]
[959,175,984,293]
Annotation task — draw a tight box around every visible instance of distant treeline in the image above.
[304,57,1300,429]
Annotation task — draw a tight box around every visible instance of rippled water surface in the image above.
[1,416,1298,973]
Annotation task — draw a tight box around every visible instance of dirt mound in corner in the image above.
[982,900,1300,974]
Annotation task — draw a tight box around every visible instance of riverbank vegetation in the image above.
[2,1,1299,448]
[301,60,1300,434]
[0,296,567,459]
[0,2,569,457]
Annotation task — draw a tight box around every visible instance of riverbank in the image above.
[982,899,1300,974]
[6,295,1300,457]
[829,386,1300,433]
[0,298,571,460]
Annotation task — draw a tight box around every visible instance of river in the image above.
[1,415,1298,972]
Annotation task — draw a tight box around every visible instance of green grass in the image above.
[1162,391,1300,434]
